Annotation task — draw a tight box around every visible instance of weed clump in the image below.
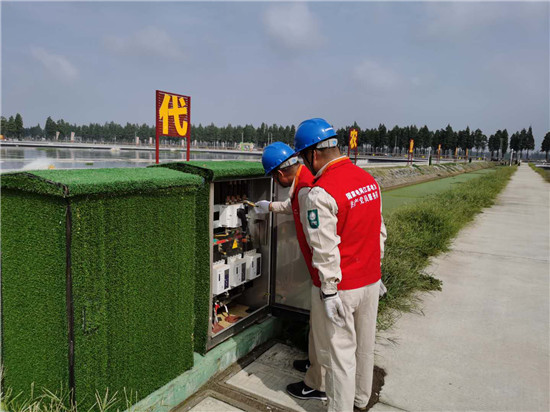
[528,162,550,183]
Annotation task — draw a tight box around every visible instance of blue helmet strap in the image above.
[302,148,315,171]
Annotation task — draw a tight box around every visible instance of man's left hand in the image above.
[254,200,270,214]
[322,292,346,327]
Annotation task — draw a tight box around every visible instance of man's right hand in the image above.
[254,200,270,214]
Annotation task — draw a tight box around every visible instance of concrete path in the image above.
[372,164,549,412]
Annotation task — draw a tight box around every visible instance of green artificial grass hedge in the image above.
[165,160,265,181]
[71,189,197,409]
[153,161,264,353]
[1,167,202,197]
[1,190,68,399]
[1,168,201,410]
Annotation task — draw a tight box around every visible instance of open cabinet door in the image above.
[270,184,311,317]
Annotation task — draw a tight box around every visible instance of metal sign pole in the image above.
[187,96,191,161]
[156,129,160,164]
[155,90,160,164]
[155,93,160,164]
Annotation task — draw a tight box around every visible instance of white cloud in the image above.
[423,2,546,38]
[104,26,185,61]
[30,47,78,81]
[353,60,402,93]
[263,3,325,52]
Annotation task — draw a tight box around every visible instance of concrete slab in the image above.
[374,164,550,411]
[188,397,244,412]
[369,402,408,412]
[226,343,326,412]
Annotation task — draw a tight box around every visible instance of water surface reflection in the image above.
[0,147,259,171]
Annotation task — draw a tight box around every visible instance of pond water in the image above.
[0,147,260,172]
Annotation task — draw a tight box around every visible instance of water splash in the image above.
[22,158,57,170]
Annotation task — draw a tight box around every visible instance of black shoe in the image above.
[286,381,327,401]
[293,359,311,373]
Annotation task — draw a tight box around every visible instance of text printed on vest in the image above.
[345,185,380,208]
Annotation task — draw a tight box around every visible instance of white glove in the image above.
[379,281,387,298]
[322,292,346,327]
[254,200,270,214]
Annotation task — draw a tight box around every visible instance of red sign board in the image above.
[155,90,191,163]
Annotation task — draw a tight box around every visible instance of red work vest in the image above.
[303,158,382,290]
[290,165,318,282]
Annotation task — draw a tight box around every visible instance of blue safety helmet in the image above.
[294,118,337,154]
[262,142,295,175]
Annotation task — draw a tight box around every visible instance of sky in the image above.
[1,1,549,146]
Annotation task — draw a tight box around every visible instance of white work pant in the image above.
[310,281,380,412]
[304,317,326,391]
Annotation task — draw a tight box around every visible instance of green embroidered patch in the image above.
[307,209,319,229]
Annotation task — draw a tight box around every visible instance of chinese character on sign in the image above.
[348,127,359,164]
[157,91,190,138]
[349,128,358,150]
[155,90,191,163]
[159,94,188,136]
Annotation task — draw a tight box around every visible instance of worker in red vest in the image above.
[291,118,387,412]
[256,142,327,401]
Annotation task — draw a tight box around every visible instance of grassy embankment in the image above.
[528,162,550,183]
[377,165,516,329]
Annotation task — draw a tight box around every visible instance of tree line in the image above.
[1,113,546,159]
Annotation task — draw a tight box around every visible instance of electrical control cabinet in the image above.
[208,176,273,349]
[188,163,312,352]
[157,160,311,353]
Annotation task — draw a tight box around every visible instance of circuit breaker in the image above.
[228,255,247,287]
[213,204,243,229]
[212,260,230,295]
[244,250,261,281]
